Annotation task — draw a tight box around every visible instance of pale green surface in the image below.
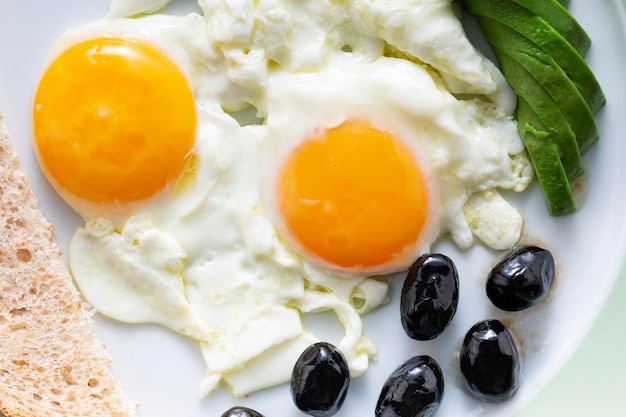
[515,261,626,415]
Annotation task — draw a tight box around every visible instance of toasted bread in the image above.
[0,116,138,417]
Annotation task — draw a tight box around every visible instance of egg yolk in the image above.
[32,37,196,204]
[277,120,430,270]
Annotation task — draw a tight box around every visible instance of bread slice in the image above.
[0,116,138,417]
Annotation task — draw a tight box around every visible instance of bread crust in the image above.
[0,117,138,417]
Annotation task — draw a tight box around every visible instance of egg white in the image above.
[45,0,535,399]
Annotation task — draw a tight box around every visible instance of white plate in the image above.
[1,1,625,416]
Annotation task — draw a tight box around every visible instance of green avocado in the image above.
[462,0,602,216]
[477,18,599,155]
[489,46,584,182]
[509,0,591,55]
[464,0,605,115]
[516,97,577,216]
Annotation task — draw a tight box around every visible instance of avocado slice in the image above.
[516,97,577,216]
[476,18,599,155]
[491,49,583,181]
[509,0,591,55]
[464,0,605,114]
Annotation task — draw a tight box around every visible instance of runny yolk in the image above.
[32,37,196,204]
[277,120,430,271]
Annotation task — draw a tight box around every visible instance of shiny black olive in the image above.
[290,342,350,417]
[220,406,265,417]
[400,253,459,340]
[460,319,522,403]
[375,355,444,417]
[486,245,555,311]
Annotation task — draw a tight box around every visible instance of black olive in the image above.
[290,342,350,417]
[375,355,444,417]
[486,245,555,311]
[460,319,522,403]
[220,406,265,417]
[400,253,459,340]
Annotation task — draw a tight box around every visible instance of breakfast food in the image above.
[375,355,444,417]
[464,0,606,215]
[33,37,197,206]
[220,407,266,417]
[511,0,590,54]
[290,342,350,417]
[486,245,555,311]
[0,117,137,417]
[30,0,535,399]
[460,319,522,403]
[465,0,604,114]
[400,254,459,341]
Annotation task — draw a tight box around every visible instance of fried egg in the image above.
[31,0,532,398]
